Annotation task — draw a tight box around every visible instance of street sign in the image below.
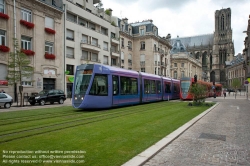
[244,80,249,86]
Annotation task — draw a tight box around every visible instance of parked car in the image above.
[28,89,66,106]
[0,93,13,109]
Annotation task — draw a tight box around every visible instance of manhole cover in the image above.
[199,133,226,141]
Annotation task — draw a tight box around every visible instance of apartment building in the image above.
[227,54,245,90]
[64,0,120,96]
[119,19,172,76]
[0,0,63,98]
[170,38,202,80]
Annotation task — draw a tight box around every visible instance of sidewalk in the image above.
[123,95,250,166]
[0,98,72,113]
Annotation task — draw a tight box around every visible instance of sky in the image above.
[102,0,250,55]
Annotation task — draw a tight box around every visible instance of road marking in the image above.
[230,105,239,110]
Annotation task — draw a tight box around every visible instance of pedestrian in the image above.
[223,89,226,99]
[1,89,5,93]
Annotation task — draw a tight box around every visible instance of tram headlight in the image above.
[35,96,40,99]
[81,97,84,100]
[75,96,77,100]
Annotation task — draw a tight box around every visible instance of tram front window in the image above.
[74,70,92,95]
[181,81,190,94]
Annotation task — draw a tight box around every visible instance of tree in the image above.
[231,78,241,99]
[105,9,111,16]
[6,39,34,106]
[111,21,116,26]
[189,83,207,104]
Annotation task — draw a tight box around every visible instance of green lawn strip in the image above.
[0,103,171,142]
[0,102,209,166]
[0,106,74,120]
[0,102,168,135]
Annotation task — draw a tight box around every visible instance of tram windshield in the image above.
[74,69,93,95]
[181,80,191,94]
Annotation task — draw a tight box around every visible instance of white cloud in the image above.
[102,0,249,54]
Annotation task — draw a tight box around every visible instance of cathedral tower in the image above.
[211,8,234,85]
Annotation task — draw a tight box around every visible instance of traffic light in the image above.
[194,75,197,83]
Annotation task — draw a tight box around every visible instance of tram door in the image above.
[112,75,119,105]
[143,79,150,101]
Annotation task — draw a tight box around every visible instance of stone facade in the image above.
[226,54,245,90]
[170,38,202,79]
[63,0,120,96]
[119,19,172,76]
[0,0,63,100]
[171,8,234,85]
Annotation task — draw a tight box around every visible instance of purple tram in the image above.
[72,64,180,109]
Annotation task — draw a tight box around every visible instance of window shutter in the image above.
[121,52,124,60]
[82,50,88,60]
[66,29,74,38]
[140,54,145,61]
[0,64,7,80]
[45,17,54,29]
[103,56,108,64]
[66,47,74,58]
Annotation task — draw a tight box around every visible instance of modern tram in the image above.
[180,77,222,100]
[72,64,180,109]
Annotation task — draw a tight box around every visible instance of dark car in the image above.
[28,89,66,106]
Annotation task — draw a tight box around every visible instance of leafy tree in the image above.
[231,78,241,99]
[111,21,116,26]
[105,9,111,16]
[189,83,207,104]
[6,39,34,106]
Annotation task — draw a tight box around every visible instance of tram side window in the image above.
[165,82,171,93]
[112,75,119,95]
[144,79,150,94]
[156,81,161,93]
[120,76,138,95]
[151,80,156,94]
[89,74,108,96]
[173,83,179,93]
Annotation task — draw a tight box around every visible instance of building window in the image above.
[91,53,98,62]
[0,0,5,13]
[101,27,107,35]
[21,36,32,50]
[181,63,184,67]
[121,38,124,47]
[140,29,144,35]
[66,12,77,23]
[0,29,6,46]
[174,63,177,67]
[181,71,184,78]
[111,45,116,52]
[45,42,53,54]
[111,58,117,66]
[66,29,74,41]
[82,35,88,43]
[81,50,88,60]
[174,71,177,79]
[89,22,95,30]
[121,52,124,63]
[78,17,87,27]
[103,41,108,51]
[66,64,74,75]
[121,25,124,31]
[128,41,132,49]
[22,69,32,86]
[66,47,74,58]
[92,38,98,46]
[45,16,54,29]
[21,8,32,22]
[140,41,145,50]
[0,64,7,80]
[141,68,145,72]
[111,32,115,38]
[103,56,108,65]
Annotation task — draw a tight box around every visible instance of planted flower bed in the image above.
[20,20,35,29]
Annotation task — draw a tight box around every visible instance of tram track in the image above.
[0,103,170,144]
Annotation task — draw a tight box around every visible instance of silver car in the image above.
[0,93,13,109]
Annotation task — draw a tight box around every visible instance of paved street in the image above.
[143,94,250,166]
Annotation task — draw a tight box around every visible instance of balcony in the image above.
[81,40,101,52]
[111,37,119,45]
[111,49,119,57]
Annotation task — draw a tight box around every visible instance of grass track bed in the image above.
[0,101,212,166]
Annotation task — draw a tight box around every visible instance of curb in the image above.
[122,102,220,166]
